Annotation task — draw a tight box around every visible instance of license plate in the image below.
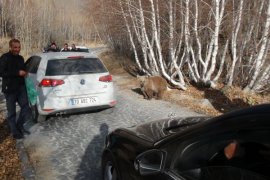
[70,97,98,105]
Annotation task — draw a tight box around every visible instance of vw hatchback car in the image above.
[102,104,270,180]
[25,52,116,122]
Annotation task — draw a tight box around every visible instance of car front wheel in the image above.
[102,153,119,180]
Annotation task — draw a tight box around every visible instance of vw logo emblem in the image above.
[80,79,85,85]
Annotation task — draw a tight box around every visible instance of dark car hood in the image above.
[125,116,210,143]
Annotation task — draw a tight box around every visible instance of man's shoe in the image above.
[13,133,24,139]
[17,126,31,135]
[20,128,31,135]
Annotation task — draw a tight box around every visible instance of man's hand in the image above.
[19,70,28,77]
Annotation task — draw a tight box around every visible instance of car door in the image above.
[25,56,42,99]
[167,115,270,180]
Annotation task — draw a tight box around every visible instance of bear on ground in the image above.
[137,75,169,100]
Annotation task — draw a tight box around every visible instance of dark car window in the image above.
[45,58,107,76]
[77,48,89,53]
[25,56,42,74]
[171,130,270,180]
[25,58,32,71]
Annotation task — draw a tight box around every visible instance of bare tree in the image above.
[244,0,270,92]
[0,0,97,55]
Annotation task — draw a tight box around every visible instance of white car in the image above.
[25,52,116,122]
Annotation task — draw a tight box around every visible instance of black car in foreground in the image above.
[102,104,270,180]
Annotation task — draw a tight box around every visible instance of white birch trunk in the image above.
[252,64,270,91]
[150,0,186,90]
[119,0,144,72]
[227,0,244,86]
[213,40,229,82]
[127,0,150,72]
[184,0,193,78]
[193,0,206,71]
[168,0,186,86]
[205,0,226,82]
[138,0,159,74]
[244,0,270,91]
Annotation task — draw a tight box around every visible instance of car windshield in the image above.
[172,130,270,180]
[45,58,107,76]
[178,166,269,180]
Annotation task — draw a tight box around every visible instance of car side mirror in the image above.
[134,149,166,176]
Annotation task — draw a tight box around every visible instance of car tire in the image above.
[31,105,46,123]
[102,153,119,180]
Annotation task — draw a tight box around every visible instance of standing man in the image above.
[0,38,31,139]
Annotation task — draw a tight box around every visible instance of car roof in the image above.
[35,52,97,60]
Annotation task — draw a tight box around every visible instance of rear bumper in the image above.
[37,92,116,115]
[45,104,114,116]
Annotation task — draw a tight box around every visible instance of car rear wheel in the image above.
[102,153,119,180]
[31,105,46,123]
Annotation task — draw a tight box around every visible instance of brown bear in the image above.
[137,75,169,100]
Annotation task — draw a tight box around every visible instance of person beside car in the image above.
[70,44,77,52]
[61,43,70,52]
[0,38,31,139]
[47,42,59,52]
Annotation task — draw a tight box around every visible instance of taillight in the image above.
[110,100,117,106]
[42,109,54,112]
[39,79,65,87]
[99,75,112,82]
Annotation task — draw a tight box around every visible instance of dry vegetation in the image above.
[0,114,23,180]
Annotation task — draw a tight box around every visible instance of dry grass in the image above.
[0,38,9,54]
[100,50,131,75]
[163,85,269,116]
[86,41,106,48]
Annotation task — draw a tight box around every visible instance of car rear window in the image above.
[45,58,107,76]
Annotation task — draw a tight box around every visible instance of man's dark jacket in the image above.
[0,52,26,93]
